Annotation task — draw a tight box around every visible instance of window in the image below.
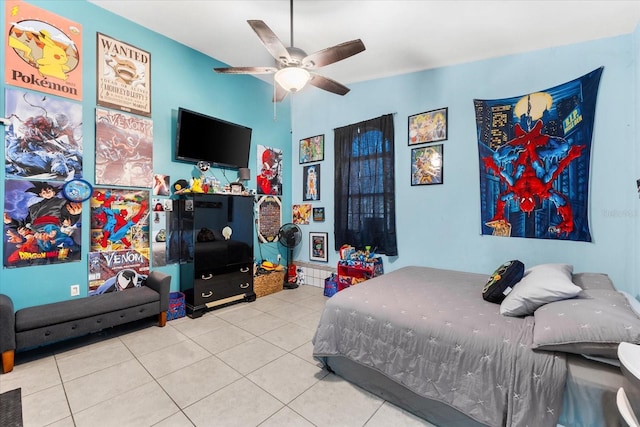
[334,114,397,256]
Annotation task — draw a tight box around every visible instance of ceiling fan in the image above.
[213,0,366,102]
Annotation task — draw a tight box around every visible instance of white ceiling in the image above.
[89,0,640,89]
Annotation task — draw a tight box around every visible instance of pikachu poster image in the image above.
[4,0,82,101]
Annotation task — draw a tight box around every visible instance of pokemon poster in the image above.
[95,108,153,188]
[5,0,82,101]
[475,67,603,241]
[5,88,83,180]
[3,179,82,268]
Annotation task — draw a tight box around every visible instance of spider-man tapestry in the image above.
[474,67,603,241]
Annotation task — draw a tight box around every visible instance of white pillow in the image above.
[500,263,581,317]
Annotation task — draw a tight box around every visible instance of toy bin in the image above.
[167,291,186,320]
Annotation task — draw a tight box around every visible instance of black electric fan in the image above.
[278,223,302,289]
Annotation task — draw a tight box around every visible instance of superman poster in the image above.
[474,67,603,241]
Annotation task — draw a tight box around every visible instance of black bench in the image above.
[0,271,170,373]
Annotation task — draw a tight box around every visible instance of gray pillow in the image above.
[500,263,581,317]
[571,272,616,291]
[532,289,640,358]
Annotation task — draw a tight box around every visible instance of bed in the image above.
[312,265,640,427]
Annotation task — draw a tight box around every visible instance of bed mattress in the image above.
[313,266,568,426]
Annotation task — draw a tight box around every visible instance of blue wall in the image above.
[291,28,640,298]
[0,1,293,310]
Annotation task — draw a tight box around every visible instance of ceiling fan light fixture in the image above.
[274,67,310,92]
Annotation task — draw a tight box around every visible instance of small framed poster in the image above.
[309,232,328,262]
[408,107,448,145]
[299,134,324,164]
[313,207,325,222]
[411,144,444,186]
[303,164,320,201]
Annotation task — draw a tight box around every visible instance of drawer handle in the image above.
[240,282,250,289]
[240,267,250,273]
[201,291,213,298]
[201,274,213,280]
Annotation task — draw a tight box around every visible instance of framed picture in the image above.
[411,144,443,185]
[299,134,324,164]
[96,33,151,117]
[302,164,320,201]
[408,107,448,145]
[313,207,325,222]
[309,232,328,262]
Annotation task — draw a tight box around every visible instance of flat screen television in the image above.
[175,107,252,169]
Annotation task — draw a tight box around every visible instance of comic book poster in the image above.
[151,198,167,267]
[5,88,83,180]
[90,187,150,254]
[475,67,603,241]
[5,0,82,101]
[257,145,283,195]
[96,33,151,117]
[88,249,150,294]
[3,178,82,268]
[95,108,153,188]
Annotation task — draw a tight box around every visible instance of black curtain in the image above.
[334,114,397,256]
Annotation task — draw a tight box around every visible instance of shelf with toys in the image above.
[336,245,384,292]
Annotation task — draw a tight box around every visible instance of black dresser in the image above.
[169,193,255,317]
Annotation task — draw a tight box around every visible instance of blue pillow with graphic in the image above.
[483,260,525,304]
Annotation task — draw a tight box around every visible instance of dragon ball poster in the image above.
[5,0,82,101]
[95,108,153,188]
[5,88,83,180]
[475,67,603,241]
[293,204,312,225]
[3,178,82,268]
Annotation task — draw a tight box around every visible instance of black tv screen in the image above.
[175,108,252,169]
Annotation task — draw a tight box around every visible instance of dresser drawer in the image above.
[191,271,252,307]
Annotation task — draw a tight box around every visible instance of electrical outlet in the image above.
[70,284,80,297]
[277,254,282,262]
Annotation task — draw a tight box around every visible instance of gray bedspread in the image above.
[312,266,567,426]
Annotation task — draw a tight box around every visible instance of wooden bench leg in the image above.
[158,311,167,327]
[2,350,15,374]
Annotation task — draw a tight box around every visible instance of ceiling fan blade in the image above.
[213,66,277,75]
[248,20,292,63]
[302,39,365,69]
[273,83,289,103]
[308,73,350,96]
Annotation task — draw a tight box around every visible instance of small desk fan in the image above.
[278,223,302,289]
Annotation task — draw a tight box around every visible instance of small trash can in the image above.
[167,291,186,320]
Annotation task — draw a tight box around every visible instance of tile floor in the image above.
[0,285,435,427]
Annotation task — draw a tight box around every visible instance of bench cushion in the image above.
[15,287,159,332]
